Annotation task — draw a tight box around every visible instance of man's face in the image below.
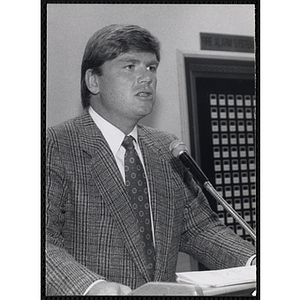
[92,51,159,131]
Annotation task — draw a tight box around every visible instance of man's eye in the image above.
[147,65,157,72]
[125,64,135,70]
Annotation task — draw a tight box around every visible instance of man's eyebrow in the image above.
[118,58,159,65]
[122,59,140,64]
[148,60,159,66]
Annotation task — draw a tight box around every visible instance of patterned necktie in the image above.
[122,135,155,281]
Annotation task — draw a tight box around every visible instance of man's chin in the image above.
[136,103,155,118]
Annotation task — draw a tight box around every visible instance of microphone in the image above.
[169,140,256,241]
[169,140,209,185]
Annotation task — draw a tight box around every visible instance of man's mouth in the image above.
[136,92,152,97]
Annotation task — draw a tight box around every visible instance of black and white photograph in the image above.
[4,1,300,299]
[43,2,258,297]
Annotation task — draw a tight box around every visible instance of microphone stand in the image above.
[179,152,256,242]
[204,181,256,241]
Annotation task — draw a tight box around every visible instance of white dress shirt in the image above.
[88,106,155,246]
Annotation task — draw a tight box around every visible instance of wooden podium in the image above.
[131,282,255,296]
[131,282,203,296]
[132,266,256,296]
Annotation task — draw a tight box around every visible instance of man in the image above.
[46,24,256,295]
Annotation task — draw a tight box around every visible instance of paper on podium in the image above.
[176,265,256,296]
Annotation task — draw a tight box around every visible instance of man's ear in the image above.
[85,69,100,95]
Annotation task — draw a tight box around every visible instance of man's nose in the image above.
[137,69,153,84]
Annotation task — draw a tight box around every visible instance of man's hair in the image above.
[81,24,161,108]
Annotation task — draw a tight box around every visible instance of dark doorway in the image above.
[185,57,257,255]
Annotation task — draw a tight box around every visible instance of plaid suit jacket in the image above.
[46,111,255,295]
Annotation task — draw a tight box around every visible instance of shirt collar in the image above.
[89,106,138,156]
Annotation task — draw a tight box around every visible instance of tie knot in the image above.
[122,135,135,150]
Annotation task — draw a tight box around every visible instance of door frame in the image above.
[176,51,256,157]
[176,51,257,270]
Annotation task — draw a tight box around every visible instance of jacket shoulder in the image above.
[138,124,178,147]
[46,112,91,143]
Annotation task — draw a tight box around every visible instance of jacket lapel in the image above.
[138,126,175,281]
[75,112,152,281]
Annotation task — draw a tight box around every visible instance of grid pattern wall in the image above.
[209,93,256,243]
